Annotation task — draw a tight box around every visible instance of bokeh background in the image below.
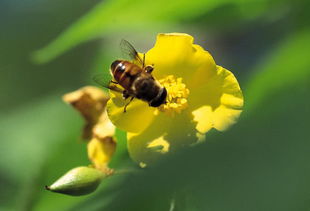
[1,0,309,210]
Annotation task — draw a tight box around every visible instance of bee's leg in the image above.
[123,97,134,113]
[142,53,145,68]
[122,90,130,99]
[145,65,154,74]
[110,80,118,84]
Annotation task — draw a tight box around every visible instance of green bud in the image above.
[45,166,105,196]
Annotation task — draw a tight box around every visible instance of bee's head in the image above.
[149,87,167,107]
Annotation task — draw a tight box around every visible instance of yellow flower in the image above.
[107,33,244,165]
[63,86,116,172]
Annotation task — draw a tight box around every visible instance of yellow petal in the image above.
[87,136,116,171]
[63,86,110,140]
[87,107,116,170]
[147,136,170,154]
[127,111,197,165]
[107,90,155,133]
[192,106,214,134]
[93,110,116,139]
[191,66,244,133]
[145,33,217,87]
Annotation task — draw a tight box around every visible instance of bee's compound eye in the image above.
[111,60,121,70]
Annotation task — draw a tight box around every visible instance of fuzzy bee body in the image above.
[110,60,167,108]
[93,39,167,112]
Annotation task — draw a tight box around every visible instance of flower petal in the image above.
[191,66,244,133]
[145,33,217,86]
[88,110,116,170]
[63,86,110,140]
[107,90,156,133]
[93,110,116,139]
[127,111,197,165]
[87,136,116,171]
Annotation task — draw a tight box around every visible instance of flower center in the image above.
[155,75,190,116]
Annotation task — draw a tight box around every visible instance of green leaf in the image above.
[245,29,310,111]
[0,95,88,210]
[32,0,274,64]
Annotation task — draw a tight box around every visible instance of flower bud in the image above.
[45,166,105,196]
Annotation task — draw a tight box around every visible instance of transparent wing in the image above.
[92,73,111,87]
[92,73,123,93]
[120,39,143,66]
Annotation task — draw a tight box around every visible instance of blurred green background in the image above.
[1,0,309,210]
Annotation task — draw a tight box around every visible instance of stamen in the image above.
[155,75,190,116]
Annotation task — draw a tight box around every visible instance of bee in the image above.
[94,39,167,112]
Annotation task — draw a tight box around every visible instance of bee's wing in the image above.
[92,73,111,87]
[107,84,124,93]
[120,39,143,66]
[92,74,123,93]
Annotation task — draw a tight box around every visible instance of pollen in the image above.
[155,75,190,116]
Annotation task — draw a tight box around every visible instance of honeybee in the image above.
[94,39,167,112]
